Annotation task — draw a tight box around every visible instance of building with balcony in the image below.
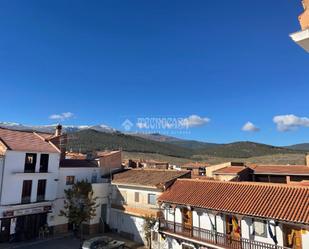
[109,169,191,245]
[0,127,61,242]
[158,179,309,249]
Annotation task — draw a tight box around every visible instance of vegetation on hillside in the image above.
[66,130,193,158]
[66,130,304,159]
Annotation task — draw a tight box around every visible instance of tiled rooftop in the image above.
[112,169,190,188]
[158,179,309,224]
[213,166,247,175]
[251,165,309,175]
[0,128,59,153]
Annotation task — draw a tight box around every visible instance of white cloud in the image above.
[180,115,210,128]
[49,112,74,121]
[273,114,309,131]
[242,121,260,132]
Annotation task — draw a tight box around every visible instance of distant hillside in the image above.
[194,141,299,158]
[130,133,182,142]
[0,121,305,159]
[168,140,219,150]
[66,130,193,158]
[66,130,299,159]
[285,143,309,151]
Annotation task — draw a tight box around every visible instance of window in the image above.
[134,192,139,202]
[66,176,75,185]
[148,194,156,205]
[253,219,267,237]
[24,153,37,173]
[37,179,46,202]
[39,154,49,173]
[21,180,32,203]
[120,191,127,204]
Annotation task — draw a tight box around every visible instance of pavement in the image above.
[0,233,145,249]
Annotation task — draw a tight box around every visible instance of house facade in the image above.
[109,169,191,245]
[52,159,110,235]
[0,128,60,242]
[158,179,309,249]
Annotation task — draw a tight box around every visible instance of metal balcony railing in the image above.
[159,219,291,249]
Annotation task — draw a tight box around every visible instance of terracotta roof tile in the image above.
[252,165,309,175]
[112,169,190,188]
[213,166,247,175]
[0,128,59,153]
[158,179,309,224]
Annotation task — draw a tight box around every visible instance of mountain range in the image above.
[0,122,308,158]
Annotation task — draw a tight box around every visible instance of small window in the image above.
[253,219,267,237]
[66,176,75,185]
[24,153,37,173]
[148,194,156,205]
[37,179,46,202]
[120,191,127,204]
[21,180,32,204]
[39,154,49,173]
[135,192,139,202]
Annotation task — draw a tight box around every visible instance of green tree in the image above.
[60,180,98,239]
[143,215,157,248]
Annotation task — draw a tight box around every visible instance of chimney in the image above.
[306,154,309,167]
[55,124,62,137]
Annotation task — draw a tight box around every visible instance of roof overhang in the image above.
[290,29,309,52]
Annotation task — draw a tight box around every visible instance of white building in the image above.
[158,179,309,249]
[0,127,61,242]
[109,169,191,246]
[52,159,111,235]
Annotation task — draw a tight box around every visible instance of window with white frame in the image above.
[148,193,156,205]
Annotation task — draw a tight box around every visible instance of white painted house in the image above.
[52,159,110,234]
[158,179,309,249]
[0,127,61,242]
[109,169,191,246]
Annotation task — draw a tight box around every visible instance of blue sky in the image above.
[0,0,308,145]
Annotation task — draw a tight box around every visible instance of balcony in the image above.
[159,219,290,249]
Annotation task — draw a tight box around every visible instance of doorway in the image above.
[181,207,192,236]
[282,224,302,249]
[0,219,11,242]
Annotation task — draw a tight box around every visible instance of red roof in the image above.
[252,165,309,175]
[213,166,247,175]
[0,128,59,153]
[158,179,309,224]
[112,169,190,188]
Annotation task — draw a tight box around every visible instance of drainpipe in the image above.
[214,213,218,244]
[0,155,6,204]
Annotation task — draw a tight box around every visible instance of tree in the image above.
[60,180,98,239]
[143,215,157,248]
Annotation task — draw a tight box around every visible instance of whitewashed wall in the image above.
[52,167,109,227]
[0,150,59,206]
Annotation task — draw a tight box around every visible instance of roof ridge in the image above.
[176,178,309,189]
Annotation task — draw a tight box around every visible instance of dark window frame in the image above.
[24,153,37,173]
[134,192,139,202]
[66,176,75,185]
[39,154,49,173]
[21,180,32,204]
[148,193,156,205]
[37,179,47,202]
